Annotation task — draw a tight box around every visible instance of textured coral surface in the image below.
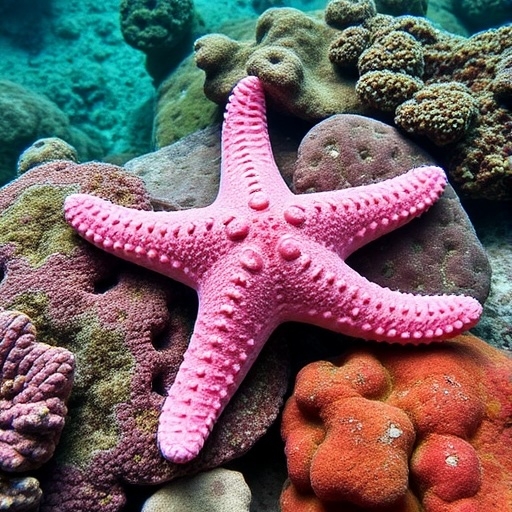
[0,161,288,512]
[0,310,74,473]
[281,334,512,511]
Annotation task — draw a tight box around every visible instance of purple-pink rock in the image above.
[0,161,288,511]
[292,114,491,303]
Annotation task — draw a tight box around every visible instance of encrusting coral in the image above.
[0,161,287,512]
[194,8,367,120]
[326,4,512,199]
[281,334,512,511]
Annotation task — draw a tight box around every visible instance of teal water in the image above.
[0,0,510,186]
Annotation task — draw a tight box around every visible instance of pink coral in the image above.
[0,309,74,472]
[281,334,512,511]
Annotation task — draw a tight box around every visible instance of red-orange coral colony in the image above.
[281,335,512,511]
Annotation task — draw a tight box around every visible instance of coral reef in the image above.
[17,138,78,176]
[281,334,512,510]
[0,474,41,512]
[0,161,288,511]
[194,8,367,120]
[0,310,75,472]
[141,468,251,511]
[65,76,483,464]
[395,82,478,145]
[0,81,102,187]
[327,6,512,199]
[193,2,511,198]
[120,0,196,81]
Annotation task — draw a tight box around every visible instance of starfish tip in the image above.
[159,442,198,465]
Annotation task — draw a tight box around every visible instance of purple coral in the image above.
[0,309,74,472]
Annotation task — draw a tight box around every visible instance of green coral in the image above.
[120,0,194,53]
[195,8,365,121]
[154,57,221,147]
[55,313,134,466]
[0,185,78,267]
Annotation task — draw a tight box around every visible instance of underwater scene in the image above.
[0,0,511,510]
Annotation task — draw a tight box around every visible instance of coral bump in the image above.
[63,76,482,464]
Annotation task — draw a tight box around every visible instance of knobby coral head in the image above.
[63,75,482,464]
[281,334,512,510]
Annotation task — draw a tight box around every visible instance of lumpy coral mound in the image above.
[281,334,512,511]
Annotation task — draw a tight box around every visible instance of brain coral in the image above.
[17,138,78,176]
[281,334,512,511]
[0,161,288,511]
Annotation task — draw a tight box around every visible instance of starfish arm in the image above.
[216,75,292,210]
[64,194,227,287]
[157,256,277,464]
[286,166,447,259]
[277,240,482,343]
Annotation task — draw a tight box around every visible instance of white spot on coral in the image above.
[380,423,403,444]
[446,454,459,467]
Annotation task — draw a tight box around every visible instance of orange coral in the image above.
[281,334,512,511]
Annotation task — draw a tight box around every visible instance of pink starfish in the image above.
[64,76,482,464]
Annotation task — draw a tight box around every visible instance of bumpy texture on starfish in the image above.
[64,76,482,464]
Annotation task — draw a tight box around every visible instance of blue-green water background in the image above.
[1,0,510,170]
